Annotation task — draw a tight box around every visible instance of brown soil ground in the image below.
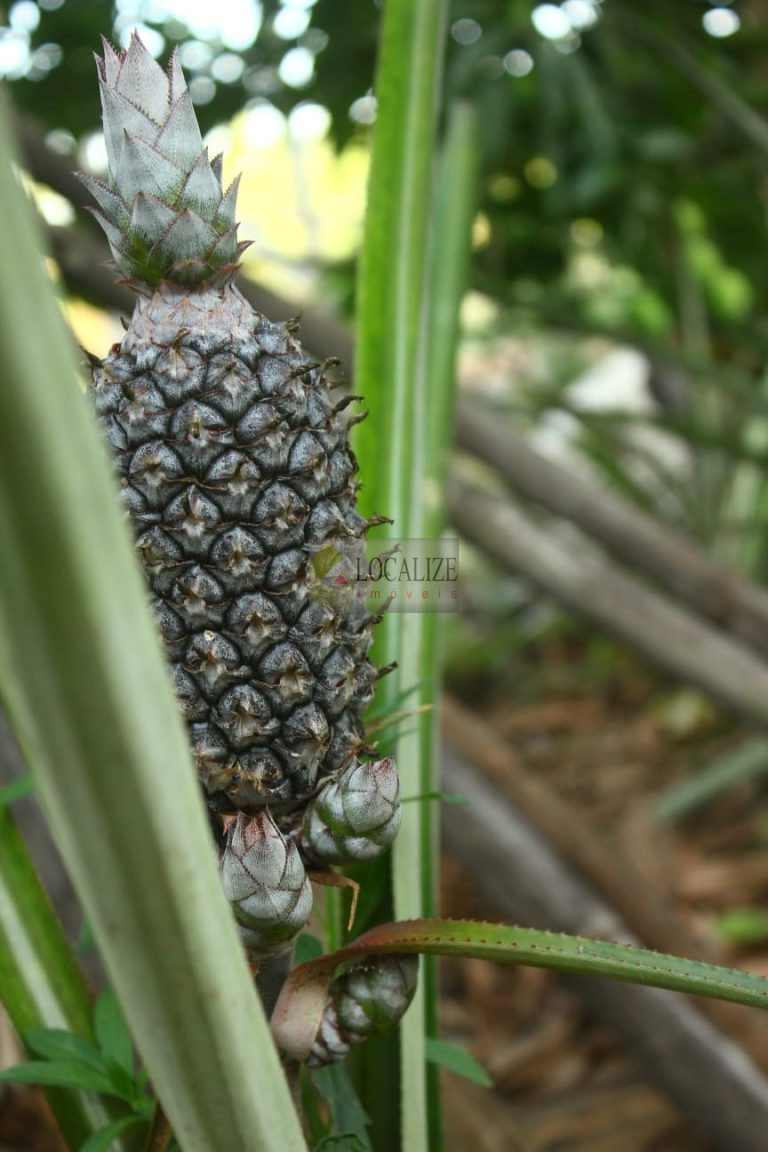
[440,647,768,1151]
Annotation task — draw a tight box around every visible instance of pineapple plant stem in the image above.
[255,952,294,1017]
[145,1105,173,1152]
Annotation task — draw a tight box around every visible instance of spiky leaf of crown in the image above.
[80,34,248,286]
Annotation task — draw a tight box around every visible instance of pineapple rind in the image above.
[94,282,376,824]
[87,37,390,856]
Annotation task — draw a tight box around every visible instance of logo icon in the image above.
[307,543,356,612]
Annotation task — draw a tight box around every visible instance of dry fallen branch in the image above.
[450,475,768,727]
[456,398,768,659]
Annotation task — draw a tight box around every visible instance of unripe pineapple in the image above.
[83,36,395,860]
[302,755,401,865]
[220,811,313,957]
[308,955,418,1067]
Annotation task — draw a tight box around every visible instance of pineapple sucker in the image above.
[83,35,391,851]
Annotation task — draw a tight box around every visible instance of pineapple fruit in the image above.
[307,955,418,1067]
[82,36,402,961]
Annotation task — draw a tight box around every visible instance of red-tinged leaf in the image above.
[270,962,332,1062]
[271,917,768,1059]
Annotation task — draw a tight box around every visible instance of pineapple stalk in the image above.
[83,33,406,1010]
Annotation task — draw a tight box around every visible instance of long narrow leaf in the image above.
[424,1038,492,1089]
[419,99,481,1147]
[272,917,768,1060]
[655,738,768,823]
[94,985,134,1077]
[0,1061,115,1094]
[355,3,448,1149]
[0,96,306,1152]
[424,100,481,505]
[22,1029,106,1072]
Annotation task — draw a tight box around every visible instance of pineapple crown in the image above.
[80,33,248,287]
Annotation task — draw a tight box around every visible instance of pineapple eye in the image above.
[128,441,183,507]
[234,750,290,803]
[91,367,123,414]
[258,643,312,712]
[252,483,308,550]
[184,634,242,694]
[190,723,229,770]
[204,452,260,518]
[170,401,228,465]
[164,486,220,542]
[172,665,208,721]
[216,685,279,749]
[283,703,329,749]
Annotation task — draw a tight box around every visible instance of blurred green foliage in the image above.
[8,0,768,568]
[8,0,767,341]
